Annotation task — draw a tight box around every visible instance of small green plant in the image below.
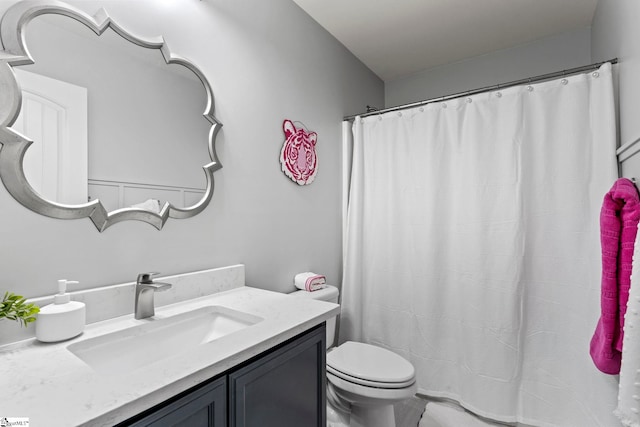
[0,292,40,327]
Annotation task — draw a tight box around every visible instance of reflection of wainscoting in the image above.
[88,179,206,211]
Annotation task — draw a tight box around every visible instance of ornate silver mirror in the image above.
[0,0,222,231]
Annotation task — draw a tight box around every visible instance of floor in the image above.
[394,395,429,427]
[417,398,535,427]
[390,393,538,427]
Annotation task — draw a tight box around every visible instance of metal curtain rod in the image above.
[344,58,619,121]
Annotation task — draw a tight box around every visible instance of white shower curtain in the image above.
[341,63,620,427]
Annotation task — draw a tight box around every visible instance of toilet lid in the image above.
[326,341,415,385]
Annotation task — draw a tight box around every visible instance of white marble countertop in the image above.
[0,286,340,426]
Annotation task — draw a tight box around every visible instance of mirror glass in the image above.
[11,13,211,212]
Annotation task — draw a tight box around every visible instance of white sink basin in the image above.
[67,306,263,374]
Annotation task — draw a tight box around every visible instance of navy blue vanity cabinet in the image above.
[229,323,326,427]
[126,376,227,427]
[117,323,325,427]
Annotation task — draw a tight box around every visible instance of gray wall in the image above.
[385,28,592,108]
[0,0,383,298]
[592,0,640,177]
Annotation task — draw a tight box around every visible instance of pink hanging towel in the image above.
[590,178,640,374]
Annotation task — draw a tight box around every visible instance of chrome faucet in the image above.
[134,272,172,319]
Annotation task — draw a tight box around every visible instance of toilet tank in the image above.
[290,285,339,349]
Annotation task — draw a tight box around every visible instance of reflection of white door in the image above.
[11,69,88,205]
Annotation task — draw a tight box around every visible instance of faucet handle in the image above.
[137,272,160,284]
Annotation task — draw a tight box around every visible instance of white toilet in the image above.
[291,285,417,427]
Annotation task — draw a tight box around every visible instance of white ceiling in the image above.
[292,0,599,81]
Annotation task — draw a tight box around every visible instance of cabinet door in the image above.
[229,324,326,427]
[125,377,226,427]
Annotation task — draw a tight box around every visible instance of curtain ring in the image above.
[495,84,502,98]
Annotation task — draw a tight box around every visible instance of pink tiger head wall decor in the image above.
[280,119,318,185]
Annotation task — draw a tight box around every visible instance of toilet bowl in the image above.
[290,286,417,427]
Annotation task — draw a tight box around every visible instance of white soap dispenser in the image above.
[35,279,86,343]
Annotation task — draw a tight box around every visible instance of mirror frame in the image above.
[0,0,222,231]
